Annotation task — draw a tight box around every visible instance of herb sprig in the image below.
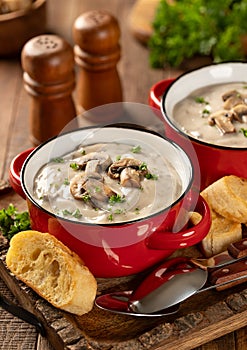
[0,204,31,240]
[149,0,247,68]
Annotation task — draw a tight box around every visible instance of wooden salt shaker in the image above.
[21,35,77,146]
[73,10,123,121]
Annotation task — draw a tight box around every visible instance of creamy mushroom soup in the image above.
[33,142,183,224]
[173,82,247,147]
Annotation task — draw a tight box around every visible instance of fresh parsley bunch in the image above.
[0,204,31,240]
[149,0,247,68]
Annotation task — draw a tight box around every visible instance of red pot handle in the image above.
[9,148,35,199]
[146,195,211,250]
[149,78,175,109]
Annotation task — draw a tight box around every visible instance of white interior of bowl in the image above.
[22,127,193,212]
[164,62,247,120]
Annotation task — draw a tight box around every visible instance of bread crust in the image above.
[202,175,247,223]
[190,175,246,257]
[6,230,97,315]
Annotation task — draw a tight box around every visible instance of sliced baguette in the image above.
[6,230,97,315]
[202,175,247,223]
[190,210,242,257]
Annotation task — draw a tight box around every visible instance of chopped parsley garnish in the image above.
[202,109,210,115]
[131,145,142,153]
[62,208,82,219]
[114,209,124,215]
[82,193,91,202]
[72,208,82,219]
[135,207,140,214]
[108,213,113,221]
[63,178,70,185]
[195,97,209,104]
[70,163,80,170]
[0,204,31,240]
[109,194,125,204]
[139,162,148,171]
[52,157,64,163]
[240,128,247,137]
[62,209,72,216]
[145,173,158,180]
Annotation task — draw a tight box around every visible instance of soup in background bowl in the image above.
[9,125,210,277]
[159,62,247,189]
[173,82,247,148]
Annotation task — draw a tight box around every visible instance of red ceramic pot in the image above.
[150,62,247,189]
[9,148,34,198]
[149,78,174,111]
[9,125,210,277]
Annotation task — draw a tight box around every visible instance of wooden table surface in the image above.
[0,1,247,349]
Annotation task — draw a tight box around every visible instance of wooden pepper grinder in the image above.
[21,34,77,146]
[73,10,123,121]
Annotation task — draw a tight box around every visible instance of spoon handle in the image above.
[228,238,247,258]
[190,237,247,270]
[126,240,247,310]
[198,273,247,294]
[209,259,247,291]
[208,252,247,270]
[198,260,247,293]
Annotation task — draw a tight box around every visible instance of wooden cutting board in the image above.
[1,233,247,350]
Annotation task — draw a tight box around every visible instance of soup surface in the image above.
[173,82,247,147]
[33,142,183,224]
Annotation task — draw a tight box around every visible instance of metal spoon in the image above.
[126,237,247,314]
[96,260,247,317]
[96,238,247,316]
[95,290,180,317]
[128,261,247,314]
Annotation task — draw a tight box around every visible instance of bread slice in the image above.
[6,230,97,315]
[202,213,241,257]
[190,206,242,258]
[202,175,247,223]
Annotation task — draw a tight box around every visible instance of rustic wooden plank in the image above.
[1,1,247,349]
[0,311,37,350]
[235,326,247,350]
[199,336,234,350]
[117,0,165,104]
[0,278,38,350]
[36,335,55,350]
[6,78,33,169]
[0,60,21,179]
[0,245,37,350]
[152,312,246,350]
